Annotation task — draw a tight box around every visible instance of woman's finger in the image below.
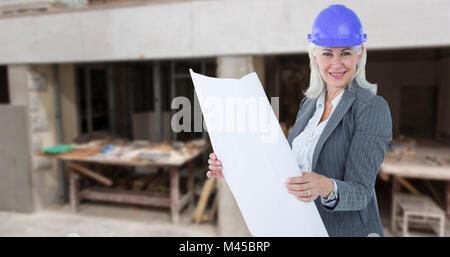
[287,189,307,197]
[286,183,310,191]
[288,188,314,198]
[206,170,224,178]
[288,187,318,202]
[208,165,223,171]
[297,190,317,200]
[208,158,222,165]
[296,195,315,202]
[286,175,309,184]
[298,188,319,201]
[287,189,299,197]
[209,153,217,160]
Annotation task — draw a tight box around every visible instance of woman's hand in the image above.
[206,153,224,178]
[285,171,333,202]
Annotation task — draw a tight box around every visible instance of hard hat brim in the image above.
[310,37,365,47]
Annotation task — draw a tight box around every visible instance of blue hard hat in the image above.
[308,4,367,47]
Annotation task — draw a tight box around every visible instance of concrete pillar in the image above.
[7,64,61,210]
[252,55,265,90]
[216,55,265,236]
[7,65,29,106]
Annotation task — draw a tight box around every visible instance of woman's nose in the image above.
[330,56,344,68]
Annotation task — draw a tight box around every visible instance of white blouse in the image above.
[291,89,344,205]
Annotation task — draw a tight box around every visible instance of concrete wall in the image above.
[7,65,29,105]
[0,105,33,212]
[0,0,449,64]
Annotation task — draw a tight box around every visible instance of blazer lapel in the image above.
[311,82,358,171]
[287,98,317,148]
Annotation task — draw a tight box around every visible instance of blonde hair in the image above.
[304,43,377,99]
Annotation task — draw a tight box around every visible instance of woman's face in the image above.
[313,46,363,91]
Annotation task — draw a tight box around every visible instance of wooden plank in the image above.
[187,161,195,209]
[394,176,421,196]
[79,187,171,207]
[170,167,180,223]
[378,170,390,181]
[178,192,194,212]
[193,178,216,224]
[68,162,113,186]
[201,192,218,222]
[391,178,401,234]
[69,169,79,212]
[381,153,450,180]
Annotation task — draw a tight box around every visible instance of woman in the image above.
[206,4,392,237]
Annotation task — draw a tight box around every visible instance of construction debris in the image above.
[388,136,416,156]
[40,135,208,166]
[0,1,66,16]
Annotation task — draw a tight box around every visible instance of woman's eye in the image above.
[341,52,351,56]
[322,53,332,57]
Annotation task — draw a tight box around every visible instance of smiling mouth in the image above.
[329,71,346,78]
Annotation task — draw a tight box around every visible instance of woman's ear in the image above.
[312,54,318,65]
[357,45,364,64]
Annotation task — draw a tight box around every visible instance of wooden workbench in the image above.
[39,141,209,223]
[379,140,450,222]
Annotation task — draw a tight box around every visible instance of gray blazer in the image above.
[287,80,392,237]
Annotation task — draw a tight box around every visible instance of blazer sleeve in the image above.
[326,96,392,212]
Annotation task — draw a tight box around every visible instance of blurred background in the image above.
[0,0,450,237]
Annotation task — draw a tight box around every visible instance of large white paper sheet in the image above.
[190,69,328,237]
